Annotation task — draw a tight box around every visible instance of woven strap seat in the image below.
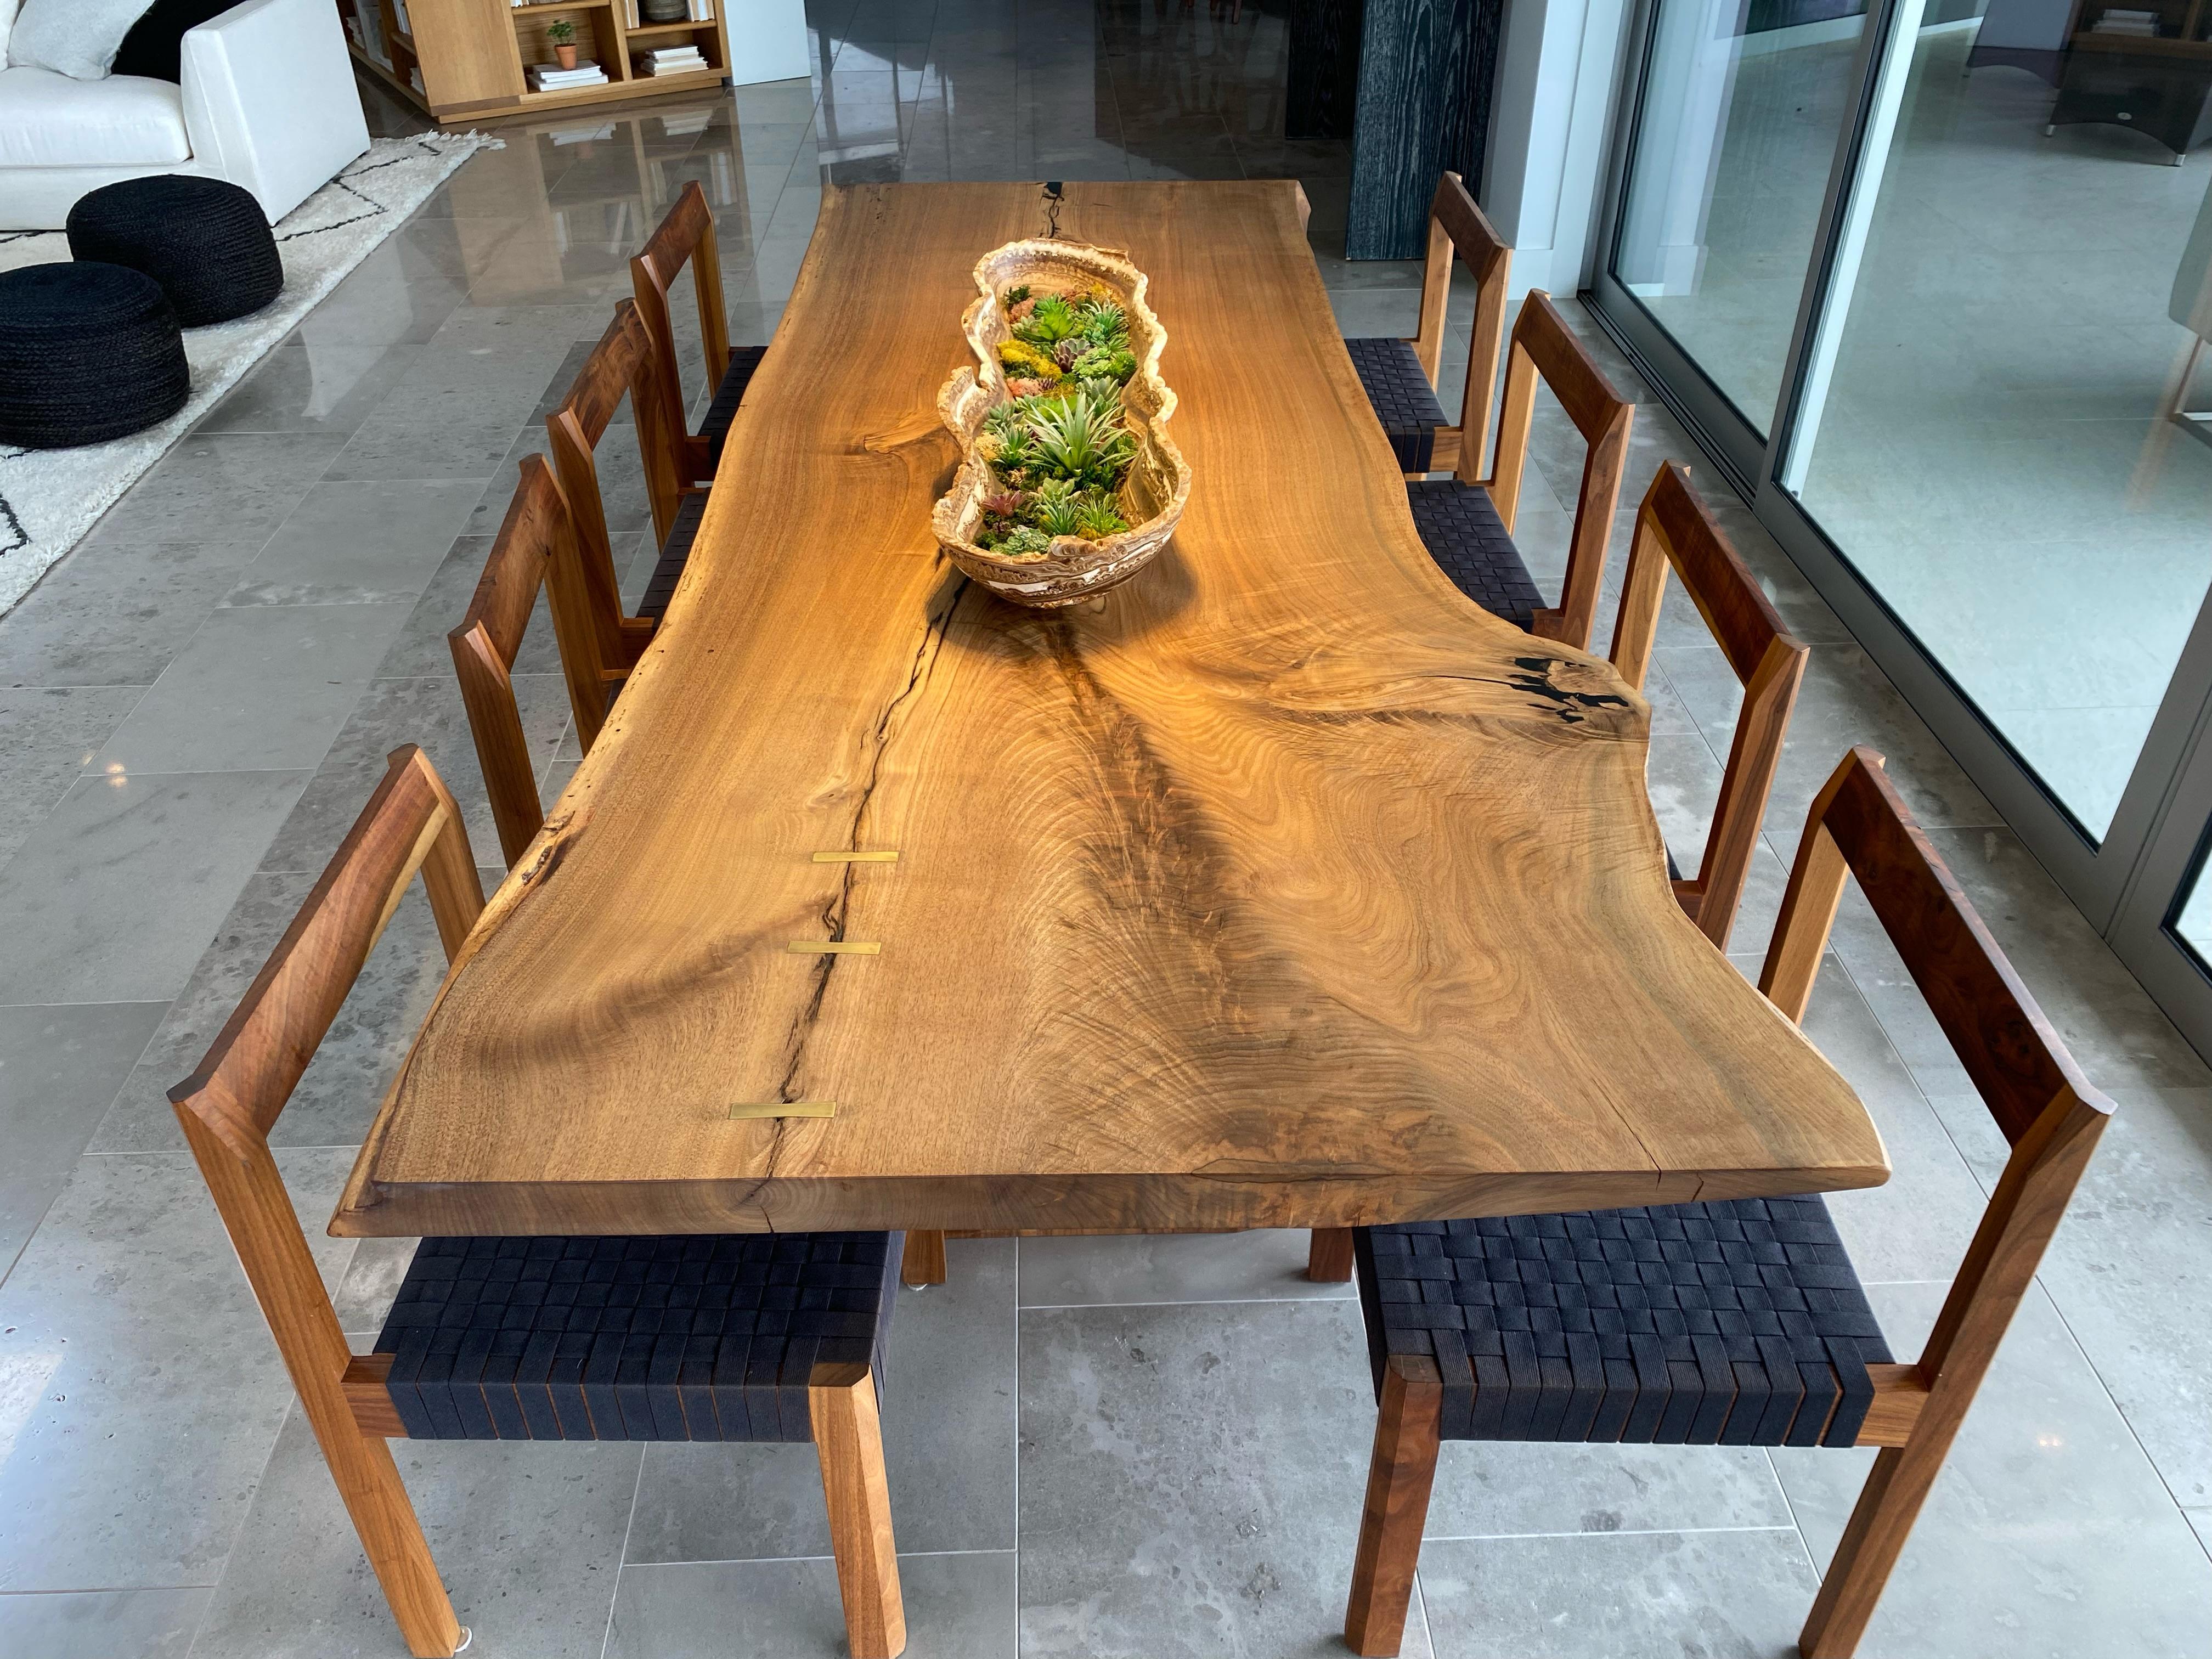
[67,174,282,328]
[1404,478,1542,630]
[374,1231,901,1442]
[0,262,189,449]
[1345,337,1448,473]
[637,489,708,621]
[1356,1198,1892,1447]
[698,345,770,471]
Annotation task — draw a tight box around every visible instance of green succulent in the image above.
[1070,343,1137,383]
[1023,388,1137,489]
[1074,298,1126,346]
[1026,477,1085,537]
[1071,490,1128,539]
[1013,294,1081,348]
[995,524,1052,558]
[992,425,1034,472]
[1002,284,1031,308]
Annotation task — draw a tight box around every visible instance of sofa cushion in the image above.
[7,0,157,78]
[114,0,237,82]
[0,66,190,166]
[0,0,19,70]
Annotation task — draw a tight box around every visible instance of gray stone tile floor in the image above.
[0,1,2209,1653]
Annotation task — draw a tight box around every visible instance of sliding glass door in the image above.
[1590,0,2212,1052]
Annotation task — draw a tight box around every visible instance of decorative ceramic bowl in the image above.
[930,239,1190,608]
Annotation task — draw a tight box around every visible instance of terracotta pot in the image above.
[930,239,1191,609]
[554,43,578,69]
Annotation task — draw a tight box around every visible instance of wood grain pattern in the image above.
[1307,1226,1356,1283]
[631,181,732,487]
[1344,0,1504,261]
[334,182,1882,1242]
[900,1229,947,1287]
[809,1361,907,1659]
[1757,747,2114,1658]
[1344,1354,1442,1656]
[345,1352,410,1438]
[172,746,480,1659]
[547,300,688,618]
[1480,293,1633,650]
[1609,464,1808,950]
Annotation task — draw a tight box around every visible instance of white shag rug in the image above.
[0,131,497,616]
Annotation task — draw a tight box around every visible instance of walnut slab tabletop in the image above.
[332,180,1887,1240]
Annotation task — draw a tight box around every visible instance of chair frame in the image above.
[1339,744,2113,1657]
[546,300,690,673]
[1400,171,1511,481]
[169,747,907,1659]
[630,179,735,487]
[449,455,620,866]
[1609,462,1809,950]
[1470,290,1634,652]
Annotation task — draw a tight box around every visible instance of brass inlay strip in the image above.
[812,850,900,863]
[729,1101,838,1120]
[787,940,882,955]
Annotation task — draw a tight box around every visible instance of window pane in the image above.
[1782,14,2212,840]
[1612,0,1870,434]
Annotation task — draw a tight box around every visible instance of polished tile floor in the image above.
[2,1,2210,1654]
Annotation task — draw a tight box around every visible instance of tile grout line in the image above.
[599,1447,649,1659]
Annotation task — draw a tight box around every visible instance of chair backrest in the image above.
[1609,463,1809,950]
[1481,291,1634,651]
[1407,171,1511,479]
[546,299,687,632]
[631,180,731,484]
[450,455,618,866]
[167,749,485,1472]
[1757,747,2112,1431]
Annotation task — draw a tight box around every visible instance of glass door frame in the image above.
[1585,0,2212,1038]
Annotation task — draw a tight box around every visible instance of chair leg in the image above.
[321,1425,467,1657]
[901,1229,947,1287]
[1799,1439,1947,1658]
[1307,1227,1355,1282]
[810,1362,907,1659]
[1345,1356,1442,1658]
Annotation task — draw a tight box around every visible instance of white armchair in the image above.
[0,0,371,232]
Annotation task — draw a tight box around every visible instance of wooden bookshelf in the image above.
[338,0,732,125]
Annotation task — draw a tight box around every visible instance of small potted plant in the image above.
[545,19,579,70]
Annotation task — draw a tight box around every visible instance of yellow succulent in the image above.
[997,339,1061,382]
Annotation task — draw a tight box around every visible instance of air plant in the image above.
[1024,384,1137,489]
[1026,477,1086,537]
[1073,490,1128,540]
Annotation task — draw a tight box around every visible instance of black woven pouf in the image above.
[0,263,189,449]
[66,174,283,328]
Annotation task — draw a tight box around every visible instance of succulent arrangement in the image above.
[970,284,1144,558]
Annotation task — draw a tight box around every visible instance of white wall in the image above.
[1480,0,1635,299]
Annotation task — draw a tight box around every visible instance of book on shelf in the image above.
[688,0,714,19]
[638,47,708,72]
[392,0,410,35]
[529,61,611,89]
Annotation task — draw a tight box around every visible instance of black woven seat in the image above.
[698,345,770,471]
[1404,478,1543,629]
[67,174,282,328]
[374,1231,901,1442]
[1345,337,1448,473]
[637,489,707,622]
[0,262,188,448]
[1355,1198,1892,1448]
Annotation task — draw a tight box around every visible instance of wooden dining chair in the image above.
[546,298,704,635]
[1341,172,1510,478]
[1406,290,1634,651]
[448,454,634,866]
[170,746,911,1659]
[1335,744,2113,1658]
[631,179,771,487]
[1610,461,1809,949]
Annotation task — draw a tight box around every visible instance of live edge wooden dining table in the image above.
[332,179,1887,1245]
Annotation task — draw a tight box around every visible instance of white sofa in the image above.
[0,0,371,232]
